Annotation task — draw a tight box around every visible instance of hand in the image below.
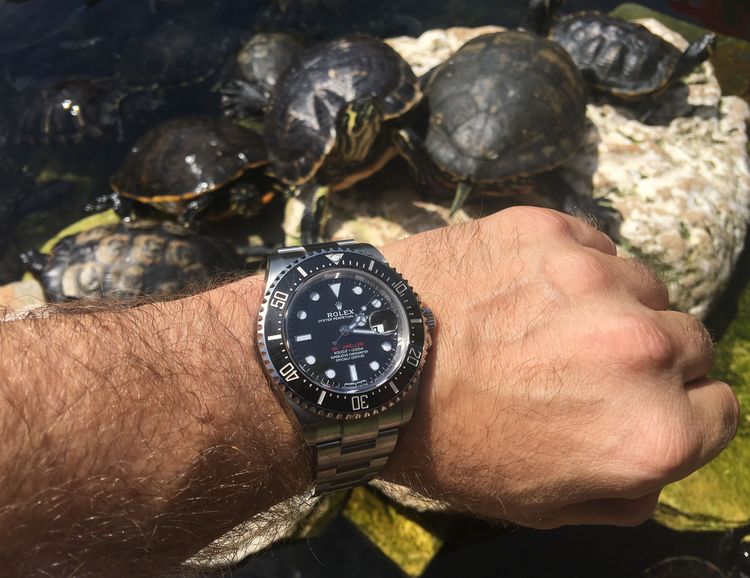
[380,207,739,528]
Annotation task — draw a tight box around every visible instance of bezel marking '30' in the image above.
[257,246,430,419]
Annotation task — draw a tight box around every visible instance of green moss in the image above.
[656,283,750,531]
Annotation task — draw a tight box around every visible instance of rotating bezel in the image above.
[258,248,427,418]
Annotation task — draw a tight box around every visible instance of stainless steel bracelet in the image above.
[265,240,411,496]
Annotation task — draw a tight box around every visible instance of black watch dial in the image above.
[260,249,426,416]
[285,270,408,394]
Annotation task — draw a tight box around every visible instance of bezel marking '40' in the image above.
[257,247,428,418]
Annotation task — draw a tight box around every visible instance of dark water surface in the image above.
[0,0,748,576]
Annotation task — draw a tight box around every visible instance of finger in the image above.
[654,310,714,382]
[530,492,662,529]
[685,377,740,466]
[603,255,670,310]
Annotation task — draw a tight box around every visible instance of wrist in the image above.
[191,276,314,508]
[376,241,443,492]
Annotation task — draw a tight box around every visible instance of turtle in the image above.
[5,76,126,144]
[220,32,305,122]
[21,220,244,302]
[263,34,422,243]
[394,31,595,220]
[93,116,279,226]
[525,0,716,101]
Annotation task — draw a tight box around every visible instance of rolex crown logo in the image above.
[335,301,343,311]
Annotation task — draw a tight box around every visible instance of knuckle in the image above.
[685,314,714,358]
[630,259,669,305]
[611,315,677,371]
[502,206,575,238]
[550,250,612,293]
[639,412,699,481]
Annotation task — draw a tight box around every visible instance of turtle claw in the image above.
[563,195,622,241]
[20,250,48,275]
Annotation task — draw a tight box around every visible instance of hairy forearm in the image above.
[0,276,311,576]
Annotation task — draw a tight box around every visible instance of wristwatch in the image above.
[257,240,434,495]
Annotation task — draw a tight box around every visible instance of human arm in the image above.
[0,207,739,575]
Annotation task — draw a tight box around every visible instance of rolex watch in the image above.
[257,240,434,495]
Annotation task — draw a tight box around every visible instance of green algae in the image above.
[655,284,750,531]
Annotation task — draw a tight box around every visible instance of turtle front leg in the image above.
[178,195,213,228]
[393,128,451,194]
[20,250,48,277]
[546,173,622,241]
[226,178,276,218]
[84,193,138,222]
[221,80,269,121]
[283,183,331,245]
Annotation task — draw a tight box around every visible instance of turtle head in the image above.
[525,0,562,36]
[335,96,384,164]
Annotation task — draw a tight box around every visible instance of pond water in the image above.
[0,0,748,576]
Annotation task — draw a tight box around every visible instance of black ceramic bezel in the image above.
[258,249,426,418]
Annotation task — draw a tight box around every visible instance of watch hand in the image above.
[348,310,368,330]
[333,325,351,345]
[351,328,394,336]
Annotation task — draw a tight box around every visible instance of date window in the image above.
[369,309,397,334]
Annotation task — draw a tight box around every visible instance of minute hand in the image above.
[351,328,393,336]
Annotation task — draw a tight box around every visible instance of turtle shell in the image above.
[425,31,586,183]
[235,32,304,93]
[550,13,682,97]
[264,35,421,185]
[33,221,243,302]
[111,116,268,204]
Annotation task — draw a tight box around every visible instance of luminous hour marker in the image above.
[371,299,382,308]
[295,334,312,342]
[369,361,380,371]
[268,334,282,341]
[297,310,307,320]
[310,292,320,301]
[352,285,363,295]
[330,282,341,297]
[389,381,399,393]
[325,369,336,379]
[368,259,375,271]
[305,355,316,365]
[317,391,326,404]
[296,266,308,277]
[349,364,359,381]
[381,341,392,352]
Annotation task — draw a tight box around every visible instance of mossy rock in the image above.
[655,283,750,531]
